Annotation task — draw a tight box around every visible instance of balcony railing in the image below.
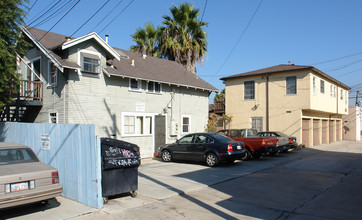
[213,100,225,114]
[19,80,43,100]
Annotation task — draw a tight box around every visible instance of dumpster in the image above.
[101,138,141,202]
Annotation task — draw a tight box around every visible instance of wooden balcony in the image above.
[19,80,43,100]
[213,100,225,114]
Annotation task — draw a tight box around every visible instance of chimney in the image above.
[105,35,109,44]
[288,61,291,65]
[131,59,135,66]
[65,36,71,42]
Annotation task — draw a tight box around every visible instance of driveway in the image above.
[3,141,362,219]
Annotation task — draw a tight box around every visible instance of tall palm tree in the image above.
[160,3,208,74]
[130,22,161,57]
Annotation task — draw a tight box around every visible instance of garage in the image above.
[302,119,311,147]
[322,120,328,144]
[313,119,320,146]
[329,120,335,143]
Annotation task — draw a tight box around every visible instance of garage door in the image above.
[313,119,320,146]
[322,120,328,144]
[336,120,341,141]
[302,119,310,147]
[329,120,335,143]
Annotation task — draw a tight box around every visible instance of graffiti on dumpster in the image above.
[108,158,140,167]
[105,147,135,158]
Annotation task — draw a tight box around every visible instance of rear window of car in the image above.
[0,148,39,165]
[275,132,287,137]
[209,133,233,142]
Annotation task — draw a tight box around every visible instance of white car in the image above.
[0,142,63,209]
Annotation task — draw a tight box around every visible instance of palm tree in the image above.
[160,3,207,74]
[130,22,161,57]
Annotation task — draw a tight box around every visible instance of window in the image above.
[286,76,297,95]
[320,80,325,94]
[49,112,57,123]
[129,79,141,91]
[123,114,152,136]
[182,115,191,133]
[83,57,100,73]
[194,135,214,144]
[244,81,255,100]
[27,58,41,81]
[48,61,58,86]
[334,86,336,97]
[251,117,262,133]
[179,135,193,144]
[340,89,343,100]
[330,85,333,97]
[147,81,161,93]
[313,76,316,96]
[345,91,348,105]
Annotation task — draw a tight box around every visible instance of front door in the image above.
[154,115,166,153]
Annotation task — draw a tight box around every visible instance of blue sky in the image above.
[23,0,362,103]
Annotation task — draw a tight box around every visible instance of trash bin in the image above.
[101,138,141,202]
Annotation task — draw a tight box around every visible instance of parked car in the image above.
[258,131,298,152]
[0,143,63,209]
[155,133,245,167]
[217,129,278,159]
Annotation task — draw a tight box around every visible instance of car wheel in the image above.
[241,149,252,160]
[269,151,278,156]
[205,153,219,167]
[161,150,172,162]
[282,149,289,153]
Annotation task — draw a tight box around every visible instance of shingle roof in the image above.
[220,64,350,90]
[23,26,217,92]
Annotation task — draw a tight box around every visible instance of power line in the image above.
[201,0,208,21]
[326,59,362,72]
[209,0,264,80]
[69,0,110,37]
[38,0,81,41]
[92,0,124,31]
[27,0,63,26]
[334,67,362,78]
[28,0,38,13]
[311,51,362,66]
[99,0,135,34]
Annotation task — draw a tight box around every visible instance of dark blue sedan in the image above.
[156,133,245,167]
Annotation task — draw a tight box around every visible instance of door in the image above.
[154,115,166,153]
[313,119,320,146]
[302,119,310,147]
[187,134,208,161]
[173,134,193,159]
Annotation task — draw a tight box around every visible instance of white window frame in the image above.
[334,86,336,98]
[147,81,161,93]
[48,60,58,87]
[78,49,101,74]
[345,91,348,105]
[330,85,333,97]
[129,78,142,91]
[49,111,58,123]
[251,117,263,133]
[340,89,343,100]
[181,115,191,134]
[121,112,154,137]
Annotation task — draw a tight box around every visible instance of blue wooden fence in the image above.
[0,122,103,209]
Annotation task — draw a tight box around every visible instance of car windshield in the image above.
[0,148,39,165]
[209,133,233,142]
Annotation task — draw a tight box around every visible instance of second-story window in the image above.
[330,85,333,97]
[286,76,297,95]
[83,57,100,73]
[147,81,161,93]
[244,81,255,100]
[340,89,343,100]
[129,79,141,91]
[48,61,58,87]
[313,76,316,96]
[320,80,325,94]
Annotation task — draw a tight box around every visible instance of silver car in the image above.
[0,143,63,209]
[258,131,290,152]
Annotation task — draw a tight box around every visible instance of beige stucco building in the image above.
[221,64,350,147]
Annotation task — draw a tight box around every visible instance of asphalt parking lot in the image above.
[2,141,362,219]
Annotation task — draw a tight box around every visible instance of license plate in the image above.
[237,145,241,150]
[11,182,29,192]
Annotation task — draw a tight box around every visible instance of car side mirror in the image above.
[176,140,179,144]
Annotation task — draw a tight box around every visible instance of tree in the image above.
[159,3,207,73]
[0,0,29,108]
[130,22,162,57]
[214,88,225,101]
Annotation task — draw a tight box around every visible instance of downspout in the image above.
[336,86,339,115]
[266,74,269,131]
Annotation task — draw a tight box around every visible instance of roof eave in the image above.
[62,32,122,61]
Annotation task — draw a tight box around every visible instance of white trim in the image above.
[22,26,64,72]
[27,56,42,81]
[78,49,101,75]
[121,112,156,137]
[62,32,121,61]
[181,115,191,134]
[146,81,162,94]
